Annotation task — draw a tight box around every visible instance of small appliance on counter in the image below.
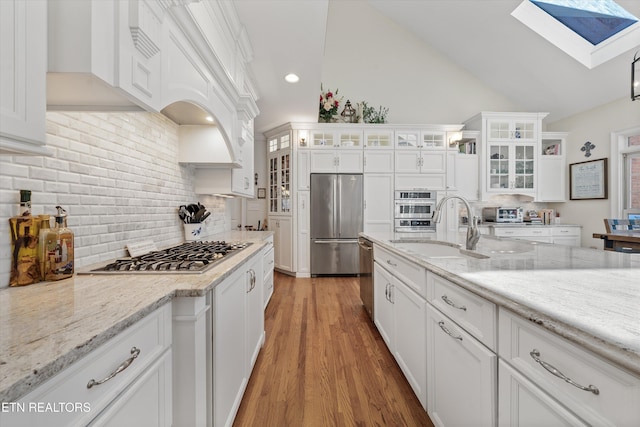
[482,207,523,223]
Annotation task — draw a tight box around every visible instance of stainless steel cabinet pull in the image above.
[529,349,599,395]
[441,295,467,311]
[87,347,140,389]
[386,259,397,267]
[385,283,390,301]
[438,321,463,341]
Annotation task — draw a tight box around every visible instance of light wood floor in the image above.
[233,273,435,427]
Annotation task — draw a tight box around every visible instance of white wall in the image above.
[321,1,518,124]
[0,111,232,288]
[547,97,640,248]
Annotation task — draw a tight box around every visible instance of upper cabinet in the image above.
[47,0,163,111]
[464,112,548,201]
[538,132,567,202]
[0,0,49,155]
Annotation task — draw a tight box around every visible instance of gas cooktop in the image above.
[83,241,252,274]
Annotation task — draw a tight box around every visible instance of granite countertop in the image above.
[361,230,640,376]
[0,231,274,402]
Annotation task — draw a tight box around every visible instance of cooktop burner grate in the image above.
[85,241,252,274]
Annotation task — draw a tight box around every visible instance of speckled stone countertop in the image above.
[0,231,273,402]
[362,230,640,376]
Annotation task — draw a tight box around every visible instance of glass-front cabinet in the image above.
[267,132,291,214]
[488,143,535,192]
[465,112,547,199]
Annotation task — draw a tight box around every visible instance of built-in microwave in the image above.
[394,190,437,231]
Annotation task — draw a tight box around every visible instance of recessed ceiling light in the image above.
[206,116,214,122]
[284,73,300,83]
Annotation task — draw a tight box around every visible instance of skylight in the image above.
[512,0,640,68]
[531,0,637,45]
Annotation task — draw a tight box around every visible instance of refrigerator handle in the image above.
[334,176,339,237]
[336,175,341,237]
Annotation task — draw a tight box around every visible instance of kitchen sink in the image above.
[390,240,489,259]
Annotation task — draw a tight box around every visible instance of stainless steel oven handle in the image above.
[87,347,140,389]
[314,239,359,244]
[529,349,599,395]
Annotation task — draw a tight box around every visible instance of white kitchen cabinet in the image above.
[538,132,568,202]
[426,304,497,427]
[373,251,428,408]
[552,226,581,247]
[0,304,172,427]
[296,191,310,276]
[269,216,293,272]
[449,131,480,198]
[499,359,587,427]
[309,150,363,173]
[214,253,264,427]
[90,350,173,427]
[364,174,394,233]
[394,131,448,190]
[297,150,311,190]
[493,226,553,244]
[0,0,49,155]
[364,150,394,173]
[464,112,547,200]
[267,134,292,215]
[263,242,275,308]
[47,0,163,111]
[499,308,640,426]
[364,129,394,149]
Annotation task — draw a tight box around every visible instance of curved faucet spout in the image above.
[433,195,480,250]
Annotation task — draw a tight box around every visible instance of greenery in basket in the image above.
[360,101,389,124]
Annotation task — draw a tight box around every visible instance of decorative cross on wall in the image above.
[581,141,595,157]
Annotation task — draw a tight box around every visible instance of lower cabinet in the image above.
[269,215,293,272]
[0,303,172,427]
[426,304,497,427]
[498,360,587,427]
[213,252,264,427]
[374,261,427,408]
[90,350,173,426]
[263,239,275,308]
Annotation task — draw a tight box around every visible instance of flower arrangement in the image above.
[360,101,389,124]
[319,84,342,122]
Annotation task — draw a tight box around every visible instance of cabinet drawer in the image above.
[374,245,427,297]
[494,227,551,237]
[427,273,496,350]
[2,304,172,427]
[552,227,580,237]
[499,308,640,426]
[263,245,274,276]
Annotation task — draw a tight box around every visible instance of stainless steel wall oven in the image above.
[394,190,437,232]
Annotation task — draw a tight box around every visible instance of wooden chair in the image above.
[604,218,640,233]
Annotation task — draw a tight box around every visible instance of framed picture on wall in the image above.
[569,158,608,200]
[257,187,266,199]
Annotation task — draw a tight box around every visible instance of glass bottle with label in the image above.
[44,206,74,281]
[9,190,41,286]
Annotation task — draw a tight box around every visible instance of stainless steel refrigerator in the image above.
[310,173,363,276]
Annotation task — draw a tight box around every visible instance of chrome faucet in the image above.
[432,195,480,250]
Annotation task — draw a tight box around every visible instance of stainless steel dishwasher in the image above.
[358,237,374,320]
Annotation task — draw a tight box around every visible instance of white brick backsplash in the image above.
[0,111,232,288]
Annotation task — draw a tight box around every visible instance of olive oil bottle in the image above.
[43,206,74,281]
[9,190,41,286]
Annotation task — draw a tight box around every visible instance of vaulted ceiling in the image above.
[235,0,640,134]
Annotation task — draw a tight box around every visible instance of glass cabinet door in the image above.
[514,145,535,189]
[280,152,291,212]
[489,145,510,190]
[269,156,278,213]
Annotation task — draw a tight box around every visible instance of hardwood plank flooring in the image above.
[233,273,435,427]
